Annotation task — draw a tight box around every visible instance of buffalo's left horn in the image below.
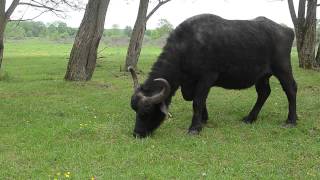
[143,78,171,104]
[128,66,139,90]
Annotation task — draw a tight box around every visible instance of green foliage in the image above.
[1,40,320,179]
[148,18,174,39]
[4,21,77,41]
[124,25,133,37]
[105,24,123,38]
[5,23,25,39]
[4,19,174,43]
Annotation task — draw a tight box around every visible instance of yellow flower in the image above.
[64,171,71,178]
[91,176,95,180]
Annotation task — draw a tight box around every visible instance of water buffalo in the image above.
[129,14,297,138]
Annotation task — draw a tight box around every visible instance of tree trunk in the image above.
[0,0,6,70]
[288,0,317,69]
[0,21,5,70]
[298,0,317,69]
[124,0,149,70]
[315,45,320,67]
[64,0,110,81]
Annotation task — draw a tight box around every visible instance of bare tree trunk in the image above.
[124,0,171,71]
[300,0,316,69]
[315,45,320,67]
[124,0,149,71]
[0,0,20,70]
[0,20,5,70]
[288,0,317,69]
[65,0,110,81]
[0,0,7,70]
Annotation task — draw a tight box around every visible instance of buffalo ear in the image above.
[160,102,168,116]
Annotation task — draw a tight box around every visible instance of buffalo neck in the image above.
[141,52,181,104]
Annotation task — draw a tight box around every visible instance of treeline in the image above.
[5,19,174,45]
[5,21,77,40]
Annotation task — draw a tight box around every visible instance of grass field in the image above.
[0,40,319,179]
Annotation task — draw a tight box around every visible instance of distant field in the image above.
[0,40,319,179]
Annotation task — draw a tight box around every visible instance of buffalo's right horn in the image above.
[128,66,139,90]
[142,78,171,104]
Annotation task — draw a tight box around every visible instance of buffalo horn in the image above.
[143,78,171,104]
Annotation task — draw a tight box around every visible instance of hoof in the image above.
[281,122,296,128]
[188,129,200,135]
[242,116,255,124]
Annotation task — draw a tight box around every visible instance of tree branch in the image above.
[0,0,6,18]
[146,0,171,21]
[9,9,51,22]
[288,0,297,28]
[297,0,306,25]
[5,0,20,20]
[18,2,64,12]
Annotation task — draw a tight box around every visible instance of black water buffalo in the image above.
[129,14,297,138]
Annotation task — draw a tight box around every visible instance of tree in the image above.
[150,18,173,39]
[0,0,19,70]
[0,0,81,70]
[57,22,68,34]
[5,22,26,39]
[64,0,111,81]
[124,0,172,70]
[287,0,319,69]
[124,26,133,37]
[107,24,122,37]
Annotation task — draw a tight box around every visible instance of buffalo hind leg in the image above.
[243,75,271,124]
[274,71,297,126]
[189,74,218,135]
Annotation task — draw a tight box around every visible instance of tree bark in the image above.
[0,0,20,70]
[0,18,5,70]
[315,45,320,67]
[124,0,171,71]
[64,0,110,81]
[1,0,7,70]
[124,0,149,71]
[300,0,317,69]
[288,0,317,69]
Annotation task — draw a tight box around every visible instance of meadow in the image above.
[0,40,319,179]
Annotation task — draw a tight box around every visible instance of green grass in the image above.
[0,40,319,179]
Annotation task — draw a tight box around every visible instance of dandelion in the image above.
[91,176,95,180]
[64,171,71,178]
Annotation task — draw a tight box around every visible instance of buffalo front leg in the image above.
[188,75,218,135]
[202,105,208,124]
[243,75,271,124]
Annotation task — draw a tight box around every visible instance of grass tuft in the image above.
[0,70,10,81]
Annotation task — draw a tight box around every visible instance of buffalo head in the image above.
[128,66,171,138]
